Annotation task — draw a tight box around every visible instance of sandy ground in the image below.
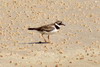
[0,0,100,67]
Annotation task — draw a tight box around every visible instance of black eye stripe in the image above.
[55,21,62,25]
[59,23,62,25]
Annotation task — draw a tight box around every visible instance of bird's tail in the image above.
[28,28,38,30]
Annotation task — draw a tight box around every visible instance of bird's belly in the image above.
[40,29,58,35]
[51,29,58,33]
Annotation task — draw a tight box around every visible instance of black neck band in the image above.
[55,25,60,29]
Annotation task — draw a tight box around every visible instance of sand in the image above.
[0,0,100,67]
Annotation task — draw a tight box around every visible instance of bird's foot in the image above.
[48,41,53,44]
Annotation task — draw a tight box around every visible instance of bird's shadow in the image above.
[20,41,50,44]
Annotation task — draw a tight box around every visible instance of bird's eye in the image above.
[59,22,62,25]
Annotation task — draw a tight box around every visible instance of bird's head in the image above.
[55,21,65,26]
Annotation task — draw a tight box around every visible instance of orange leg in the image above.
[41,34,47,42]
[48,35,50,42]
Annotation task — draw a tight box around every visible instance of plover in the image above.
[28,21,65,43]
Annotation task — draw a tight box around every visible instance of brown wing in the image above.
[37,24,55,32]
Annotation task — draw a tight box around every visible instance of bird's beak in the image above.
[61,23,65,26]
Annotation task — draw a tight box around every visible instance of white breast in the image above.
[51,28,58,33]
[40,28,58,35]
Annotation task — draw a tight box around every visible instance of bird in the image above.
[28,21,65,43]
